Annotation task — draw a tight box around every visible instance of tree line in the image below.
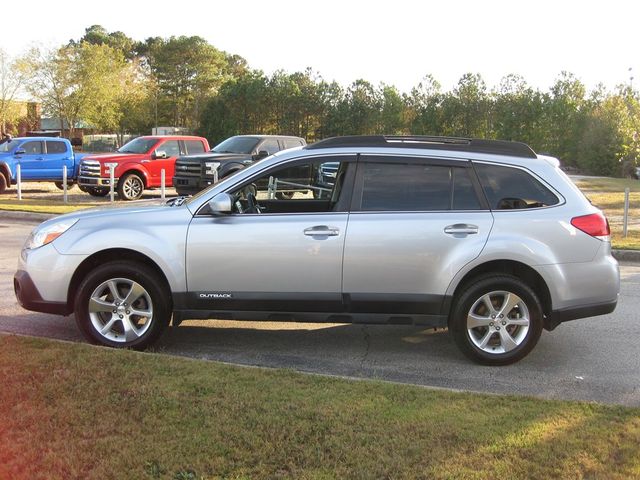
[1,25,638,176]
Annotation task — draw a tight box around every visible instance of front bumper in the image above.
[14,270,71,315]
[174,175,213,195]
[78,176,118,187]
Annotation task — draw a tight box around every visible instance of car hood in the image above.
[81,152,145,163]
[178,152,251,163]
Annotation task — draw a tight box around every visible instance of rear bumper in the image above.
[14,269,70,315]
[544,297,618,331]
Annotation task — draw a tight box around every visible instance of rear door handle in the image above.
[304,226,340,237]
[444,224,479,235]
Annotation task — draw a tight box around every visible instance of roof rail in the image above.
[305,135,537,159]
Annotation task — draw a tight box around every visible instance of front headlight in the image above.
[24,219,79,250]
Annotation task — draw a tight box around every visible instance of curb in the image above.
[1,209,640,263]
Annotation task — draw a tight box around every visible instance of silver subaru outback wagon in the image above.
[14,136,620,365]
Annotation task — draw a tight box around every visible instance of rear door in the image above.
[341,155,493,317]
[44,140,73,179]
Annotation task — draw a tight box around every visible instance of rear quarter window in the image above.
[474,163,559,209]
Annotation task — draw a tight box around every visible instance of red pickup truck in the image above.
[78,135,210,200]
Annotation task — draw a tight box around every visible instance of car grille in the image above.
[175,159,201,177]
[80,160,101,177]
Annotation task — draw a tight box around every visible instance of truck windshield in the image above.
[212,136,260,154]
[117,138,158,154]
[0,140,20,153]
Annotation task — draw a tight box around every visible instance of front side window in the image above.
[259,138,280,155]
[21,141,43,154]
[159,140,181,158]
[358,162,482,211]
[474,163,559,209]
[45,141,67,154]
[228,159,349,214]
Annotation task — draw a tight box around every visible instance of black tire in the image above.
[74,261,171,350]
[449,274,543,366]
[117,172,144,201]
[0,173,7,194]
[55,180,75,190]
[86,187,109,197]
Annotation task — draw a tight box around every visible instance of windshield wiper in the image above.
[168,196,188,207]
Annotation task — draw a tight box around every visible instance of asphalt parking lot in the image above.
[1,217,639,406]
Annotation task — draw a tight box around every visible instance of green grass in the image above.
[1,335,639,480]
[0,198,99,214]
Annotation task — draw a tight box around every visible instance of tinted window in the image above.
[359,163,481,211]
[46,141,67,154]
[474,163,559,209]
[21,141,43,154]
[260,139,280,155]
[185,140,205,155]
[160,140,181,157]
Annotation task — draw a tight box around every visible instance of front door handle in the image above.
[444,224,479,235]
[304,226,340,237]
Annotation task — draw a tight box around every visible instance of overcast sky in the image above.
[3,0,638,93]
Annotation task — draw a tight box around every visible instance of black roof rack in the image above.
[305,135,537,159]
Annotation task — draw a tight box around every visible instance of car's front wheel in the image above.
[118,172,144,201]
[74,262,171,349]
[449,274,543,365]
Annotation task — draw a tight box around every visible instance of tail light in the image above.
[571,213,610,239]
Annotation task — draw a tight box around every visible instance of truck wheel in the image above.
[449,274,543,366]
[118,172,144,201]
[74,261,171,349]
[87,187,109,197]
[55,181,75,190]
[0,173,6,194]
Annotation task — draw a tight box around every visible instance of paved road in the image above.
[1,218,639,406]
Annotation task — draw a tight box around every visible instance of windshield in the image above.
[0,139,20,153]
[212,136,260,154]
[117,137,158,154]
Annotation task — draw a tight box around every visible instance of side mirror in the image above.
[152,150,168,160]
[207,192,232,214]
[14,148,25,155]
[252,150,269,160]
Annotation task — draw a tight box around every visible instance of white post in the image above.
[16,164,22,201]
[105,163,117,203]
[623,188,630,238]
[63,165,68,204]
[161,169,166,201]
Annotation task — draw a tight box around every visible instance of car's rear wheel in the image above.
[449,274,543,365]
[74,262,171,349]
[118,172,144,201]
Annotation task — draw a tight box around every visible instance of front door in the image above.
[15,140,44,180]
[185,155,355,313]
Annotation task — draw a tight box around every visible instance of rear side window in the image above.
[46,141,67,154]
[185,140,205,155]
[359,162,482,211]
[284,139,304,149]
[474,163,559,209]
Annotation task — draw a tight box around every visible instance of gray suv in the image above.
[14,136,620,365]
